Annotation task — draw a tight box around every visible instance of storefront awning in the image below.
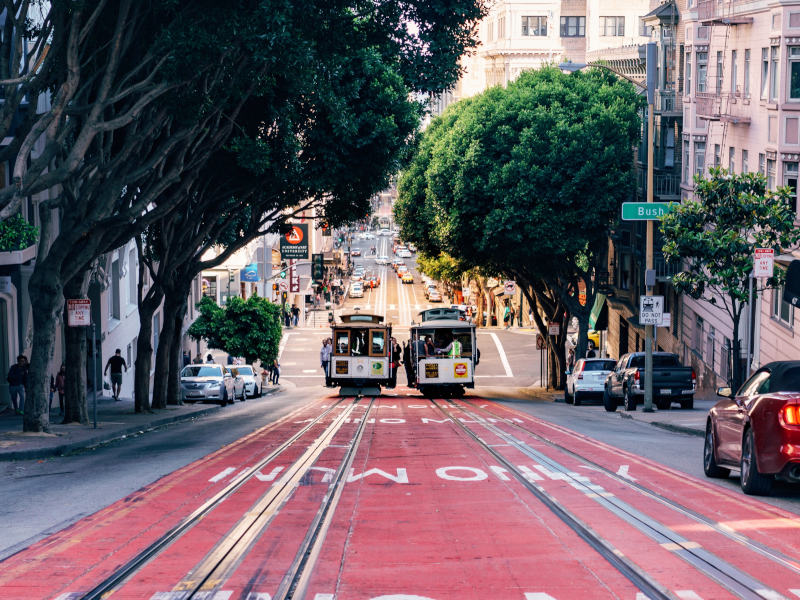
[588,293,608,331]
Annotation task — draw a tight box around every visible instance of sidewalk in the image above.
[0,387,281,461]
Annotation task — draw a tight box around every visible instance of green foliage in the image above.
[188,295,282,365]
[416,252,469,286]
[660,168,800,308]
[0,215,39,251]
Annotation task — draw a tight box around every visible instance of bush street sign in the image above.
[622,202,675,221]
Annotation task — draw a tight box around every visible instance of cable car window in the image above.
[351,330,368,356]
[370,330,386,356]
[334,331,350,355]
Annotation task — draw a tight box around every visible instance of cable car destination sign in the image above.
[621,202,675,221]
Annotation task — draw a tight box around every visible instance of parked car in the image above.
[376,255,390,265]
[603,352,695,412]
[180,364,234,405]
[398,249,412,258]
[408,243,417,252]
[704,361,800,495]
[428,289,442,302]
[350,282,364,298]
[232,365,260,400]
[424,285,437,299]
[565,358,617,405]
[402,272,414,284]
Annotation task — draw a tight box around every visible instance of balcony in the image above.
[0,244,36,266]
[637,171,682,201]
[655,254,681,282]
[697,0,754,25]
[696,92,751,124]
[655,89,682,116]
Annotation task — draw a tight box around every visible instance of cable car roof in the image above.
[410,319,476,330]
[337,313,385,325]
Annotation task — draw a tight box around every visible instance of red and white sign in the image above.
[278,279,289,292]
[754,248,774,278]
[67,299,91,327]
[453,363,468,378]
[548,322,560,336]
[289,259,300,293]
[504,280,516,296]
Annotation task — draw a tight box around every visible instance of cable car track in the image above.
[80,397,373,600]
[434,398,797,600]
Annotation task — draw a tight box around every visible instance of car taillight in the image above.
[692,370,697,388]
[781,404,800,426]
[634,370,640,383]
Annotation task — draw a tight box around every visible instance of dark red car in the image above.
[704,361,800,495]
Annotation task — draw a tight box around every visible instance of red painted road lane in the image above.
[0,397,341,600]
[306,398,643,600]
[476,400,800,558]
[456,399,800,596]
[113,401,371,599]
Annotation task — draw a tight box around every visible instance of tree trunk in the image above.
[167,298,189,406]
[134,289,161,413]
[152,291,183,409]
[61,271,91,425]
[731,310,743,391]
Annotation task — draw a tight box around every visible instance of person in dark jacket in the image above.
[389,338,402,388]
[402,342,414,387]
[6,355,28,415]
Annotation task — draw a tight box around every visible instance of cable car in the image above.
[328,313,395,395]
[409,309,478,398]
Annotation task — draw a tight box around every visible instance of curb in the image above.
[618,412,705,437]
[0,386,282,461]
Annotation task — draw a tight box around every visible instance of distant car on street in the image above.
[402,272,414,284]
[232,365,261,400]
[704,361,800,495]
[378,228,391,236]
[350,282,364,298]
[398,249,412,258]
[424,285,437,299]
[351,249,361,257]
[180,364,235,405]
[565,358,617,406]
[428,289,442,302]
[375,255,390,265]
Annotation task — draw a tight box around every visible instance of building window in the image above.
[707,326,716,372]
[639,18,652,37]
[128,248,136,306]
[729,146,736,173]
[694,315,704,355]
[773,284,794,326]
[789,47,800,100]
[713,144,721,168]
[696,51,708,93]
[683,140,690,183]
[731,50,738,94]
[498,15,506,39]
[784,161,798,214]
[694,141,706,177]
[619,253,631,290]
[686,51,692,95]
[761,48,769,99]
[560,16,585,37]
[759,152,766,175]
[601,16,625,37]
[744,49,750,96]
[721,338,731,382]
[770,46,779,102]
[716,51,723,94]
[110,259,121,321]
[522,16,547,36]
[742,149,749,173]
[767,158,776,190]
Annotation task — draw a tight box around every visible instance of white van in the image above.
[350,282,364,298]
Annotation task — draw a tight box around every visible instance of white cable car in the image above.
[409,308,478,398]
[328,313,396,395]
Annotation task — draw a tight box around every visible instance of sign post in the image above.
[67,299,97,428]
[747,249,774,377]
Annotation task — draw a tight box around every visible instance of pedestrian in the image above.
[502,302,511,329]
[320,338,332,386]
[291,304,300,327]
[55,364,66,415]
[509,307,515,328]
[424,335,435,357]
[270,358,281,385]
[104,348,128,401]
[586,341,597,359]
[193,354,203,364]
[206,354,214,363]
[402,341,414,387]
[7,355,28,415]
[389,337,402,387]
[182,351,191,367]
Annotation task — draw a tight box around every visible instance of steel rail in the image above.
[80,398,353,600]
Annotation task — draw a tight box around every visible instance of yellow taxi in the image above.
[402,273,414,284]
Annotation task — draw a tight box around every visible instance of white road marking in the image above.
[525,594,558,600]
[789,590,800,598]
[616,465,636,480]
[756,592,789,600]
[489,332,513,377]
[302,369,317,373]
[209,467,236,482]
[676,592,704,600]
[277,332,290,360]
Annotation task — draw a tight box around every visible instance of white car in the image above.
[378,228,391,236]
[375,255,390,265]
[180,364,235,405]
[565,358,617,406]
[350,282,364,298]
[397,249,412,258]
[232,365,261,400]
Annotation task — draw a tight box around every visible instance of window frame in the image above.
[696,51,708,93]
[521,15,547,37]
[333,330,351,356]
[559,15,585,38]
[369,329,387,357]
[770,45,779,102]
[789,46,800,101]
[601,16,625,37]
[761,47,769,99]
[744,48,751,97]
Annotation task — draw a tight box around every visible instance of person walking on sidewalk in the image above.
[502,302,511,330]
[6,355,27,415]
[104,349,127,401]
[270,358,281,385]
[54,364,66,415]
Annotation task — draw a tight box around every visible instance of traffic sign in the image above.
[504,280,516,296]
[621,202,675,221]
[639,295,664,325]
[548,322,560,336]
[753,248,774,278]
[278,279,289,292]
[67,299,91,327]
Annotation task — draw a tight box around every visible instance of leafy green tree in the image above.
[396,66,643,385]
[188,296,283,367]
[660,168,800,389]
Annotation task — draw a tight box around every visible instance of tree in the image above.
[395,66,643,386]
[660,168,800,389]
[188,296,282,367]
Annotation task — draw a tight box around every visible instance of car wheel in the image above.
[603,388,617,412]
[740,428,773,495]
[680,396,694,410]
[623,386,636,411]
[703,423,730,478]
[564,388,573,404]
[573,391,581,406]
[220,389,228,406]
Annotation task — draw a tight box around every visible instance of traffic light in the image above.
[281,291,288,304]
[272,283,279,292]
[312,253,324,281]
[279,262,288,278]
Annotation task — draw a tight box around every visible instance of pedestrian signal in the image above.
[279,262,288,278]
[281,291,288,303]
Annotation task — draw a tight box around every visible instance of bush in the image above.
[0,215,39,251]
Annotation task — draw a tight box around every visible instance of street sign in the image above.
[280,223,309,259]
[289,259,300,293]
[504,280,516,296]
[240,263,259,282]
[67,299,91,327]
[753,248,774,278]
[621,202,675,221]
[548,322,560,336]
[536,334,545,349]
[461,286,471,299]
[639,295,664,325]
[278,279,289,292]
[661,312,671,329]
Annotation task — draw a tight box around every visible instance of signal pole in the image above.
[644,42,657,413]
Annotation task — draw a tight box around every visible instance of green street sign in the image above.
[621,202,675,221]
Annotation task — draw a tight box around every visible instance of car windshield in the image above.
[629,355,681,369]
[181,365,222,377]
[582,360,616,371]
[237,366,253,375]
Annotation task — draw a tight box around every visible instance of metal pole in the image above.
[644,42,657,413]
[92,321,97,429]
[747,273,754,377]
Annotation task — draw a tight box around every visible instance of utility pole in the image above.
[644,42,657,413]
